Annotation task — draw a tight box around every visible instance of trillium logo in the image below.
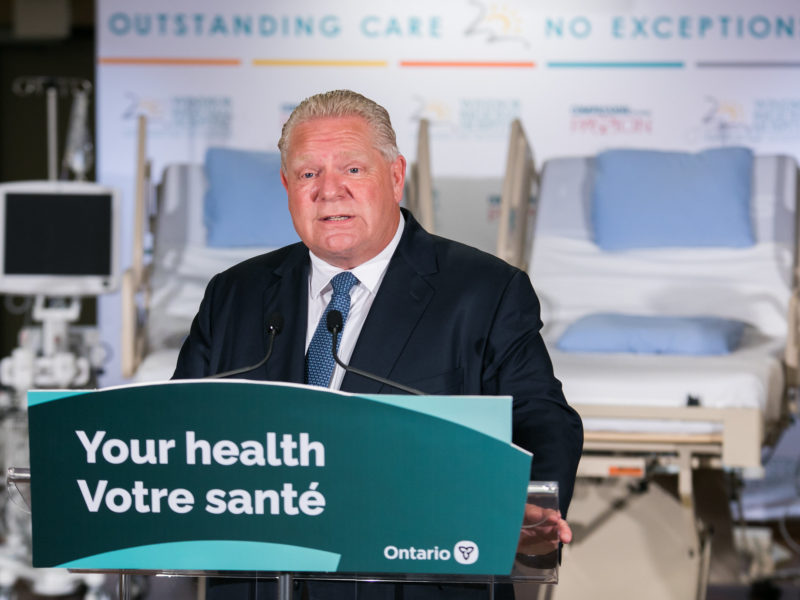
[382,541,480,565]
[453,540,479,565]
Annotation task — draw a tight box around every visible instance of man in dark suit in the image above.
[173,89,583,598]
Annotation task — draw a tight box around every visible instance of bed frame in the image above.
[121,115,153,378]
[528,155,800,599]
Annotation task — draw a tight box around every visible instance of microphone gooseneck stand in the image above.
[326,310,424,396]
[207,313,284,379]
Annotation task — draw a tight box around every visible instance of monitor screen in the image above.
[0,181,120,296]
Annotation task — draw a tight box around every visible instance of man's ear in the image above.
[280,168,289,191]
[392,155,407,204]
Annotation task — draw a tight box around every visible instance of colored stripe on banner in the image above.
[400,61,535,68]
[98,57,241,66]
[696,61,800,68]
[253,59,387,67]
[547,61,684,69]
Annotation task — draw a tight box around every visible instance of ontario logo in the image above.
[453,540,480,564]
[383,541,479,564]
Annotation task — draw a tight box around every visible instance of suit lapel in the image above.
[343,211,437,393]
[261,244,309,384]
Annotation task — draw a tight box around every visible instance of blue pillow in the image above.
[557,313,746,355]
[592,147,755,250]
[204,147,299,247]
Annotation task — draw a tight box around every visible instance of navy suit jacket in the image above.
[173,210,583,514]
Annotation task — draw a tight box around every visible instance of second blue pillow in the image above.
[592,147,755,250]
[557,313,746,355]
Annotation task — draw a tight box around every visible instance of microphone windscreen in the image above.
[268,312,284,335]
[327,310,343,334]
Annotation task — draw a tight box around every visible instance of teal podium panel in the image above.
[28,381,532,575]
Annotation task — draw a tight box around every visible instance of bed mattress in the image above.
[549,330,784,434]
[135,348,182,383]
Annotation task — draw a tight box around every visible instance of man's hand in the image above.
[516,503,572,556]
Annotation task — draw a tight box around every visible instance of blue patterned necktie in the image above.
[305,271,359,387]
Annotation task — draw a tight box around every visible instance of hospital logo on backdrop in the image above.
[570,105,654,136]
[172,96,232,139]
[413,97,521,140]
[121,93,232,141]
[753,99,800,140]
[691,97,800,145]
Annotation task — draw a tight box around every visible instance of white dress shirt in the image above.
[305,216,405,390]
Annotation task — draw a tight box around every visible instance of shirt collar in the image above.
[309,214,405,299]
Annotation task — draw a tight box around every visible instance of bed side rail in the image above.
[785,160,800,396]
[121,115,154,378]
[497,119,537,271]
[406,118,435,233]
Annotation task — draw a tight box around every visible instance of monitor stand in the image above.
[0,295,91,401]
[0,295,109,597]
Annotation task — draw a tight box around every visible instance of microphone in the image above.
[207,313,284,379]
[326,310,424,395]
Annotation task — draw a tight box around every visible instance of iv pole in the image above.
[11,76,93,182]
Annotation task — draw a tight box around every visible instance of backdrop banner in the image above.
[95,0,800,385]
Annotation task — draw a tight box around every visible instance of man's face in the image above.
[281,115,406,269]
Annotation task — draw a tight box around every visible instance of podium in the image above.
[25,381,559,598]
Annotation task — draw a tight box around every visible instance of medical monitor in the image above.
[0,180,120,296]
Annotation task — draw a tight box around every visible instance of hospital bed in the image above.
[526,148,800,598]
[122,122,288,381]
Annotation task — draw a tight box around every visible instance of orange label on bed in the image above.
[608,466,644,477]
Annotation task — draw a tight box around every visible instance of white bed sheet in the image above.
[145,244,276,362]
[532,236,792,340]
[551,331,784,434]
[530,235,791,435]
[137,244,276,383]
[135,348,182,383]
